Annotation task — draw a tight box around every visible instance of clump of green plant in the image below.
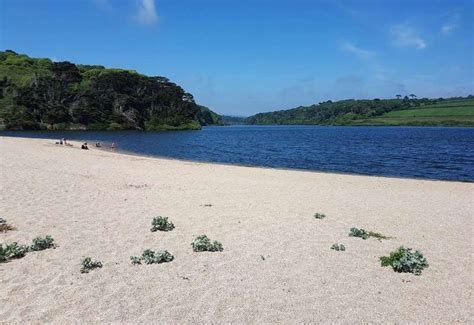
[29,236,55,251]
[191,235,223,252]
[330,243,346,251]
[150,216,175,232]
[0,242,28,262]
[130,250,174,265]
[80,257,103,273]
[380,246,428,275]
[313,213,326,219]
[0,218,15,233]
[349,228,390,240]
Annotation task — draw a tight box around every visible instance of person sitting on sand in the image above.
[81,143,89,150]
[95,142,101,148]
[59,139,63,145]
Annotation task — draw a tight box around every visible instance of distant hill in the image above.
[220,115,247,125]
[0,50,221,130]
[246,97,474,126]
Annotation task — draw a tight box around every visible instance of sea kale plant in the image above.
[349,228,391,241]
[0,218,15,233]
[151,216,175,232]
[330,243,346,251]
[29,236,55,251]
[0,242,28,262]
[130,250,174,265]
[380,246,428,275]
[313,213,326,219]
[81,257,103,273]
[191,235,224,252]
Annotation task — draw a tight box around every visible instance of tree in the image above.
[396,94,402,99]
[409,94,417,99]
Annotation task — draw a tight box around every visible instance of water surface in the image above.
[2,126,474,182]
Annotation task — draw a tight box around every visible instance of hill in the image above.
[0,50,221,130]
[246,97,474,126]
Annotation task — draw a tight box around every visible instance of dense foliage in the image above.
[150,216,175,232]
[246,97,474,126]
[380,246,428,275]
[0,50,221,130]
[130,249,174,264]
[80,257,103,273]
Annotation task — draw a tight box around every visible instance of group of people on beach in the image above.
[56,138,116,151]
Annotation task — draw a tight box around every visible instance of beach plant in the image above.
[0,218,15,233]
[191,235,224,252]
[29,235,55,251]
[0,242,28,262]
[313,213,326,219]
[151,216,175,232]
[380,246,428,275]
[349,228,391,240]
[330,243,346,251]
[80,257,103,273]
[131,250,174,265]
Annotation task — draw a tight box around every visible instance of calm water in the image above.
[2,126,474,182]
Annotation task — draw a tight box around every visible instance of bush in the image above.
[0,218,15,233]
[130,249,174,265]
[150,216,175,232]
[380,246,428,275]
[314,213,326,219]
[0,242,28,262]
[81,257,103,273]
[191,235,223,252]
[330,243,346,251]
[349,228,390,240]
[29,236,55,251]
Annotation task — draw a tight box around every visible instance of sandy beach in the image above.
[0,136,472,323]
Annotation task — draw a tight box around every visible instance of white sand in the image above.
[0,136,472,323]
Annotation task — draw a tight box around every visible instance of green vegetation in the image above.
[313,213,326,219]
[0,242,28,262]
[349,227,390,240]
[380,246,428,275]
[0,218,15,232]
[0,50,221,130]
[150,216,175,232]
[29,235,55,251]
[130,249,174,265]
[191,235,224,252]
[246,97,474,126]
[330,243,346,251]
[80,257,103,273]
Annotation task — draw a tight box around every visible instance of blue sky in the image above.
[1,0,473,116]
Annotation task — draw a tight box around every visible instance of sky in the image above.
[1,0,473,116]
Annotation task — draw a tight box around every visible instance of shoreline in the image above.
[1,134,472,184]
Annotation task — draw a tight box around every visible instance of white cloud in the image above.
[136,0,158,26]
[390,24,426,49]
[341,42,376,60]
[441,24,457,35]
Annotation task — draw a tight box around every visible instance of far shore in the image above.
[0,136,472,322]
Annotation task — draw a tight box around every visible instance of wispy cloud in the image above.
[441,24,457,35]
[390,24,426,49]
[341,42,376,60]
[136,0,158,26]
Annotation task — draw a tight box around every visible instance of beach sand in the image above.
[0,136,472,323]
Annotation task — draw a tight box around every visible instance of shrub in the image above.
[380,246,428,275]
[151,216,175,232]
[81,257,103,273]
[130,250,174,265]
[0,242,28,262]
[191,235,223,252]
[29,236,55,251]
[314,213,326,219]
[330,243,346,251]
[349,228,390,240]
[0,218,15,233]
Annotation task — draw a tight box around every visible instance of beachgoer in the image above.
[95,142,101,148]
[59,139,63,145]
[111,143,115,150]
[81,143,89,150]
